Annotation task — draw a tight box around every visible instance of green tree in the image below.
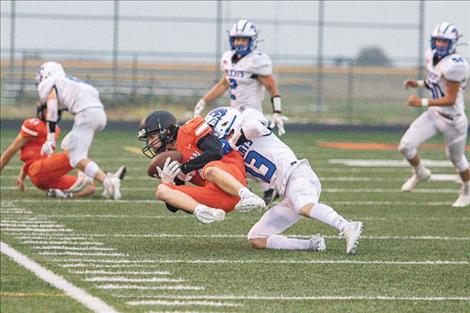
[355,46,392,67]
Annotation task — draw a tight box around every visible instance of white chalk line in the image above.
[128,300,242,307]
[22,241,104,246]
[70,270,171,275]
[39,251,126,256]
[51,259,470,265]
[84,233,470,241]
[2,228,73,233]
[32,246,116,251]
[17,236,91,241]
[85,277,184,283]
[62,264,168,269]
[120,294,470,302]
[0,241,118,313]
[96,284,204,291]
[329,159,453,168]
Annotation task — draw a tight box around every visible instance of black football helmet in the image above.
[36,101,63,122]
[138,110,179,158]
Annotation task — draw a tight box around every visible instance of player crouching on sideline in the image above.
[0,103,95,198]
[138,110,265,224]
[206,107,363,254]
[400,22,470,207]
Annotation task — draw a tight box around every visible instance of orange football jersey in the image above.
[175,117,212,163]
[19,118,60,164]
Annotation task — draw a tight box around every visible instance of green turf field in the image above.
[1,129,469,313]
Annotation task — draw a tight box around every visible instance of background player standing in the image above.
[399,22,470,207]
[193,19,287,205]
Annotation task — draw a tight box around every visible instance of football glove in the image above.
[156,157,181,184]
[41,133,56,156]
[193,98,206,117]
[269,113,288,137]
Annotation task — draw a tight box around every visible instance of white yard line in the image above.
[71,270,171,275]
[0,242,118,313]
[22,241,104,245]
[17,236,90,241]
[62,264,167,268]
[85,277,184,283]
[2,228,74,233]
[121,294,470,302]
[96,284,204,291]
[128,300,242,307]
[84,233,470,241]
[32,246,116,251]
[329,159,453,168]
[51,259,470,265]
[39,251,125,256]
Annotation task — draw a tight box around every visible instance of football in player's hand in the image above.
[147,150,183,178]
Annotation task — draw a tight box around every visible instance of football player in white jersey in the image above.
[205,107,363,254]
[35,61,126,200]
[194,19,286,205]
[400,22,470,207]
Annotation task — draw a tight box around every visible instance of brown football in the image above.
[147,150,183,178]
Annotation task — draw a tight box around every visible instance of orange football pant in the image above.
[25,152,77,190]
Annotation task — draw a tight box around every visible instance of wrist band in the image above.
[417,80,425,88]
[421,98,429,107]
[271,96,282,113]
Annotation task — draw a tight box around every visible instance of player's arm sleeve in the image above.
[444,63,468,82]
[180,134,223,174]
[249,53,273,76]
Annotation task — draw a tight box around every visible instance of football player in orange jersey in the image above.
[0,103,96,198]
[138,110,265,224]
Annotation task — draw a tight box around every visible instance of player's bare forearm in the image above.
[408,81,459,108]
[203,76,229,103]
[257,75,280,96]
[0,135,28,171]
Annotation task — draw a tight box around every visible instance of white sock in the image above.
[266,235,310,250]
[309,203,349,232]
[84,161,100,179]
[414,163,427,176]
[238,187,251,197]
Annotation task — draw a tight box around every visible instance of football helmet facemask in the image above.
[205,107,241,140]
[228,20,259,57]
[138,111,179,158]
[430,22,461,58]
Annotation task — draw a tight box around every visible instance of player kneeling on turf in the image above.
[206,107,363,254]
[138,110,265,224]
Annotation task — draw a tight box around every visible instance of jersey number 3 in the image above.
[228,78,238,100]
[245,151,276,183]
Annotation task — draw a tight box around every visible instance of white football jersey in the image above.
[37,76,103,114]
[220,50,272,112]
[424,50,469,116]
[234,109,302,195]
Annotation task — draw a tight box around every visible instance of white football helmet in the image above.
[228,19,259,57]
[35,61,66,87]
[430,22,461,58]
[205,107,241,139]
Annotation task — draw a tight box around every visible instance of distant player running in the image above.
[193,19,287,206]
[399,22,470,207]
[0,103,95,198]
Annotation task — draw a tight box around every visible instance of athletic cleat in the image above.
[401,168,431,192]
[102,166,126,200]
[235,190,266,212]
[194,206,226,224]
[68,172,94,193]
[47,189,72,199]
[103,175,122,200]
[113,165,127,180]
[452,183,470,207]
[340,221,363,254]
[263,188,279,207]
[306,234,326,252]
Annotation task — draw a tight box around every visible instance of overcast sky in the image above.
[1,1,469,65]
